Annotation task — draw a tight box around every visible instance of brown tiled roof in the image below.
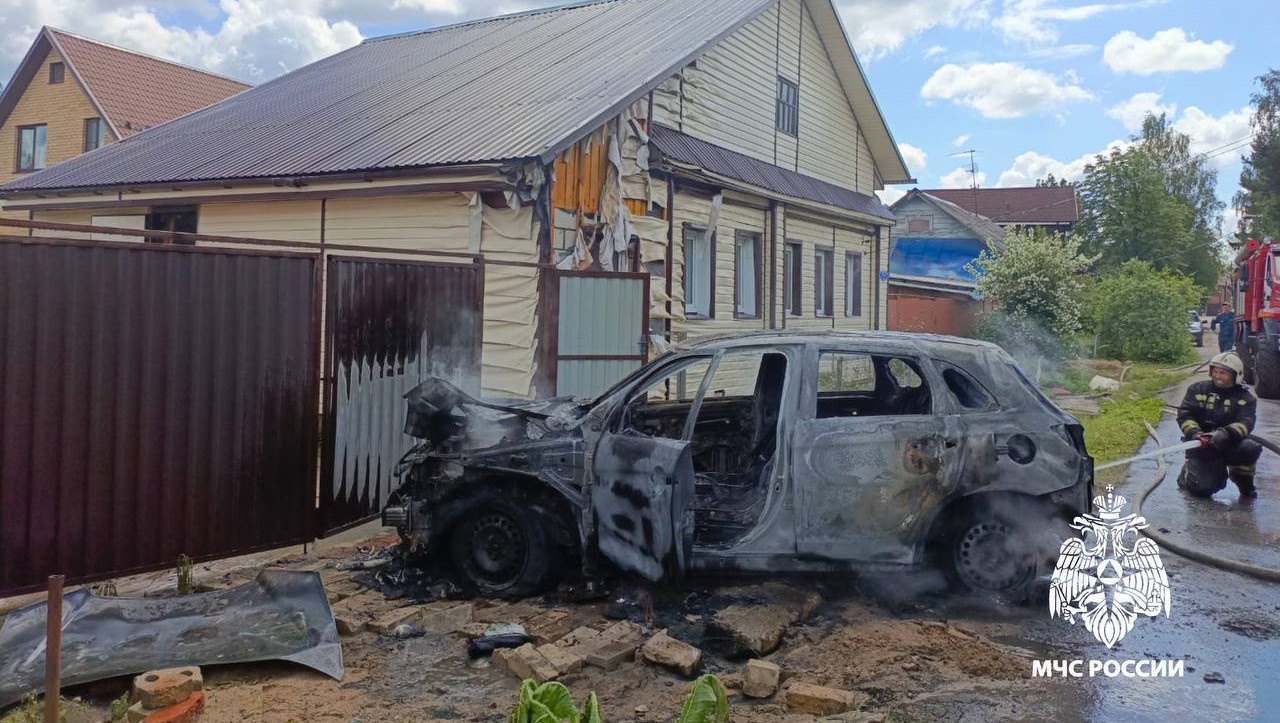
[48,28,249,137]
[921,186,1078,225]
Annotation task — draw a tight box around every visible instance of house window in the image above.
[776,77,799,137]
[845,252,863,317]
[146,205,198,242]
[84,118,107,152]
[814,247,834,317]
[16,125,47,172]
[907,217,931,233]
[683,225,713,318]
[784,242,802,316]
[734,231,761,319]
[49,62,64,84]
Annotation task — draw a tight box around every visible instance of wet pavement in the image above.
[1006,346,1280,722]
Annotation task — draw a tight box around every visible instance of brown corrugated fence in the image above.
[0,238,320,595]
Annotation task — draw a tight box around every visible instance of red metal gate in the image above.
[0,237,321,595]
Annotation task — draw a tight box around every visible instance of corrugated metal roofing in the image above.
[650,123,894,221]
[4,0,773,193]
[922,186,1079,225]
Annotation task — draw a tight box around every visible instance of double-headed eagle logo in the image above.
[1049,486,1171,648]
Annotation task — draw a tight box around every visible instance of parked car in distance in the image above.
[1189,310,1204,347]
[383,331,1094,599]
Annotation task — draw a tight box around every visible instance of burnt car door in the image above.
[791,347,960,564]
[590,355,713,582]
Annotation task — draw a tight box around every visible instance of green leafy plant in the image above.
[1083,260,1202,363]
[110,691,131,721]
[1,693,65,723]
[176,554,194,595]
[507,675,728,723]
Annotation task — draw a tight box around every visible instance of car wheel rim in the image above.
[465,512,527,588]
[954,520,1030,592]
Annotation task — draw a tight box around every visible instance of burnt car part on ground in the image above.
[383,332,1093,600]
[0,570,343,708]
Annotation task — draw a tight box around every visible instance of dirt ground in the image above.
[12,534,1087,723]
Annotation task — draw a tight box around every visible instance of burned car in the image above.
[383,331,1093,597]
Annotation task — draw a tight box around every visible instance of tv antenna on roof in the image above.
[949,149,981,209]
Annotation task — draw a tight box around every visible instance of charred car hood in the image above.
[402,377,588,451]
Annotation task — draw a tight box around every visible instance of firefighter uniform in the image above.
[1177,379,1262,497]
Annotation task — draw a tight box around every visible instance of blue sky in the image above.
[0,0,1270,233]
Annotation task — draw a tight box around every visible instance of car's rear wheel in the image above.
[449,495,558,597]
[947,511,1036,595]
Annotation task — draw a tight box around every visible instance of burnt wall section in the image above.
[321,256,483,534]
[0,239,319,595]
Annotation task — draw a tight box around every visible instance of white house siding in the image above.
[200,200,322,242]
[657,0,874,195]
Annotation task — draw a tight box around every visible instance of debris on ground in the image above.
[126,667,204,723]
[0,570,342,708]
[1204,672,1226,684]
[1219,611,1280,641]
[704,584,823,657]
[1089,375,1123,392]
[783,680,864,715]
[638,631,702,676]
[741,659,781,698]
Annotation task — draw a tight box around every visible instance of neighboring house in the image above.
[922,186,1078,235]
[886,189,1005,337]
[0,0,914,400]
[0,27,249,221]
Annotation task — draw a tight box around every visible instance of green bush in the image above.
[1084,260,1203,363]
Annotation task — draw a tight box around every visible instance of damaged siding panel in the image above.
[480,203,540,398]
[795,5,860,192]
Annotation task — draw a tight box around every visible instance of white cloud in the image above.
[1103,28,1233,75]
[877,187,909,206]
[940,167,986,188]
[921,62,1094,119]
[953,134,971,147]
[838,0,989,61]
[1106,91,1177,131]
[1173,106,1254,166]
[899,143,928,171]
[995,0,1166,44]
[995,140,1128,186]
[924,45,947,59]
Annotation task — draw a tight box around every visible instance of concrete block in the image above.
[639,632,702,677]
[132,667,202,710]
[526,609,573,644]
[494,643,560,683]
[537,643,585,674]
[784,682,863,716]
[742,659,781,698]
[418,602,473,634]
[585,640,639,671]
[369,606,425,635]
[707,605,790,657]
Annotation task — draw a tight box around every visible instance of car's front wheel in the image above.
[947,510,1036,595]
[449,495,559,597]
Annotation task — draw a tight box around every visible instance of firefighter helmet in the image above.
[1209,351,1244,378]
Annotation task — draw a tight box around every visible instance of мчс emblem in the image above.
[1049,486,1171,648]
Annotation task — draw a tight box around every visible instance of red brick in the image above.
[142,692,205,723]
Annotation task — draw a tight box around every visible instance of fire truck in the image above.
[1233,236,1280,399]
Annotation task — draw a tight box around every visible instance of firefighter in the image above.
[1177,351,1261,499]
[1210,302,1236,353]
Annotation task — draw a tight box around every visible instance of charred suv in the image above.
[383,332,1093,597]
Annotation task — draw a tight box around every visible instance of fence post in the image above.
[44,574,64,723]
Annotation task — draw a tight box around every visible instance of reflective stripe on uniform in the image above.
[1181,420,1202,434]
[1228,465,1257,475]
[1230,422,1249,437]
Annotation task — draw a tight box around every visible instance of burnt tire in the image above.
[1256,345,1280,399]
[944,508,1037,596]
[448,495,559,598]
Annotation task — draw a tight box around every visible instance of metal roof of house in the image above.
[651,124,894,221]
[921,186,1078,225]
[3,0,913,195]
[0,28,249,142]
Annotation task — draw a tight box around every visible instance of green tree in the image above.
[1235,69,1280,239]
[1036,174,1074,187]
[967,228,1095,363]
[1077,116,1224,288]
[1084,260,1203,363]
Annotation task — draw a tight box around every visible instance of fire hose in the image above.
[1125,425,1280,583]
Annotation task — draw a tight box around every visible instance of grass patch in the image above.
[1047,360,1186,487]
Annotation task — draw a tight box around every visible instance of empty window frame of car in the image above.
[614,356,714,439]
[936,361,998,411]
[816,351,932,418]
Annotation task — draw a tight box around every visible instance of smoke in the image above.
[975,310,1088,386]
